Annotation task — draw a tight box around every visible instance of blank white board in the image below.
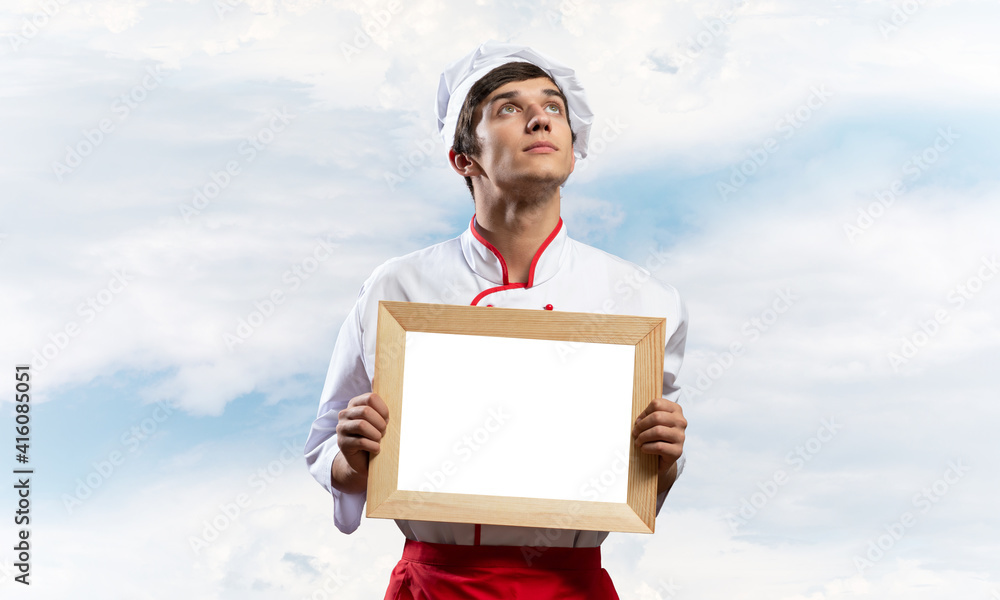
[396,331,635,503]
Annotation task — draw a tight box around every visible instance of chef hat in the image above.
[436,40,594,159]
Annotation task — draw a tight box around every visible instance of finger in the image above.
[634,425,685,447]
[337,417,384,442]
[633,411,687,437]
[340,405,388,433]
[366,392,391,422]
[340,435,381,455]
[637,440,683,461]
[635,398,682,422]
[348,392,391,422]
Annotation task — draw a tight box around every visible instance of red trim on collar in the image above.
[468,214,564,290]
[527,217,562,288]
[469,215,510,285]
[471,282,525,306]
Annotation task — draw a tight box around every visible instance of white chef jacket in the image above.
[305,214,688,547]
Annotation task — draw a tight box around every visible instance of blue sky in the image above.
[1,0,999,597]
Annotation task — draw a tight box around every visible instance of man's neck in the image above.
[473,191,561,284]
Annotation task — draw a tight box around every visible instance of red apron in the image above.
[383,538,621,600]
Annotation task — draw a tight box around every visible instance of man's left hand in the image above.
[631,398,687,475]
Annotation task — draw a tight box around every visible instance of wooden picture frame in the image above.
[367,300,666,534]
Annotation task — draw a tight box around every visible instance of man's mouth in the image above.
[524,141,558,153]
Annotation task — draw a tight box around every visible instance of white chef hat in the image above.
[436,40,594,159]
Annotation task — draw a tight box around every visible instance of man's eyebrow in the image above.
[485,88,567,108]
[486,90,520,106]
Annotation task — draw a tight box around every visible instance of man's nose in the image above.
[525,104,552,132]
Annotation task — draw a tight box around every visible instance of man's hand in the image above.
[331,392,389,494]
[631,398,687,494]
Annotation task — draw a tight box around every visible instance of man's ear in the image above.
[449,148,482,177]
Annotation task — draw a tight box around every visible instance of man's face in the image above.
[468,77,575,194]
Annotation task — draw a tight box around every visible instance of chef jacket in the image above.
[304,214,688,547]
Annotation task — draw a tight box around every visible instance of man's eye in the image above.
[500,105,517,114]
[545,104,562,113]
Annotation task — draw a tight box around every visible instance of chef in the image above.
[304,41,689,599]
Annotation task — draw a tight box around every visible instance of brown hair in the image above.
[452,62,577,197]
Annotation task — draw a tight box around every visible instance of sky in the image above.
[0,0,998,598]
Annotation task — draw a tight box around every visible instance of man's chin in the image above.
[512,169,572,190]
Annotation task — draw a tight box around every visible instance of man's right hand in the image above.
[331,392,390,494]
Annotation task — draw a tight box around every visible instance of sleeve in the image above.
[303,285,373,534]
[655,291,689,516]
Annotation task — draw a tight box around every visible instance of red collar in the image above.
[460,214,568,289]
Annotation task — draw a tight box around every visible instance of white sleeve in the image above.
[661,291,688,405]
[655,292,688,517]
[303,286,373,534]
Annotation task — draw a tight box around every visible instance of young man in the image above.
[304,41,689,599]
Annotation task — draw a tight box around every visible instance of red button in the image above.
[486,304,493,307]
[544,304,553,310]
